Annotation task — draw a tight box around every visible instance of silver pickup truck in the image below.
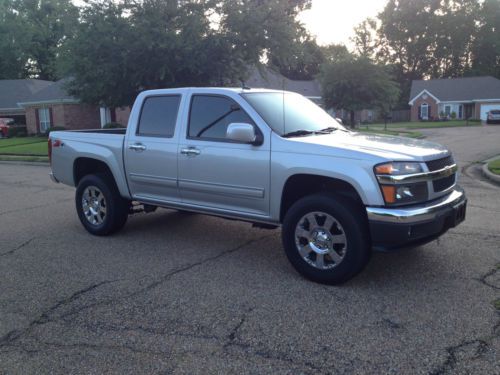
[49,88,467,284]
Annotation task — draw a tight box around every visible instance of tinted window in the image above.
[188,95,254,140]
[242,92,343,136]
[137,96,180,137]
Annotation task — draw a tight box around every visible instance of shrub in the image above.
[44,126,66,137]
[450,111,457,119]
[7,125,27,137]
[103,122,125,129]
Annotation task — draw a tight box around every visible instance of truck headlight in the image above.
[374,162,428,205]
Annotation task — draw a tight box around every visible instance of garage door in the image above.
[480,104,500,120]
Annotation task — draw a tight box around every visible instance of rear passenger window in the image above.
[137,95,180,137]
[188,95,254,140]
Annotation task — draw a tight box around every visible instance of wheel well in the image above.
[280,174,364,221]
[73,158,114,186]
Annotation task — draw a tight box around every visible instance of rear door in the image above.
[124,94,183,203]
[177,94,271,217]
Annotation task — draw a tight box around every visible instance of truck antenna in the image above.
[240,80,250,90]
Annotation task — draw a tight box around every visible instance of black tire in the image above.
[282,193,370,285]
[75,173,129,236]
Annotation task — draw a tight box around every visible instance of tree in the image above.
[320,56,400,127]
[0,0,79,80]
[0,0,29,79]
[352,18,378,58]
[272,38,325,80]
[62,0,315,107]
[470,0,500,79]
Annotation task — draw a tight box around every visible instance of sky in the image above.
[299,0,388,46]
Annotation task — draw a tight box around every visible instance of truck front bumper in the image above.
[366,187,467,251]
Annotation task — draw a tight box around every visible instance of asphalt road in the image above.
[1,125,499,374]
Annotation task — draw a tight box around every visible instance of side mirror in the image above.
[226,123,258,144]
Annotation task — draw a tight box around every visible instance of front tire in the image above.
[282,193,370,285]
[75,173,129,236]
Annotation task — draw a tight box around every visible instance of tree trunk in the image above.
[350,110,355,128]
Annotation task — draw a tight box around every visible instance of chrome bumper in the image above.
[49,172,59,183]
[366,187,466,224]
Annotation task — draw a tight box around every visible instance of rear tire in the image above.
[282,193,370,285]
[75,173,129,236]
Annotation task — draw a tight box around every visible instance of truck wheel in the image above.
[282,193,370,285]
[75,173,129,236]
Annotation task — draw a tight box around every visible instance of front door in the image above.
[178,94,270,217]
[124,94,182,203]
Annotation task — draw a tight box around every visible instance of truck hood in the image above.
[283,130,449,161]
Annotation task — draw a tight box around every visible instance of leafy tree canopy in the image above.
[320,56,400,126]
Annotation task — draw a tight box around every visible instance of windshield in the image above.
[241,92,345,136]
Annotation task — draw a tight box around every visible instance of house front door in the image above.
[421,104,429,120]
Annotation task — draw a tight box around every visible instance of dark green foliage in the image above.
[0,0,79,80]
[320,56,400,127]
[61,0,314,107]
[44,126,66,136]
[7,125,27,138]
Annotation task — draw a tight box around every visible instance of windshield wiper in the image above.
[283,127,341,137]
[282,129,317,137]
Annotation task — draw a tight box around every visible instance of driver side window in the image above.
[188,95,254,141]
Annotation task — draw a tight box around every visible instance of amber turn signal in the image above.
[375,163,393,174]
[381,185,396,204]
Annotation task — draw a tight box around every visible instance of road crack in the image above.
[431,263,500,374]
[0,279,119,349]
[0,237,35,257]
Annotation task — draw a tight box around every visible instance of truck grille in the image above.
[427,155,456,193]
[426,155,455,171]
[433,174,455,192]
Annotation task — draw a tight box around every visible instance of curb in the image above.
[482,157,500,184]
[0,160,49,167]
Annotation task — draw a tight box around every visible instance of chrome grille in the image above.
[426,155,455,171]
[433,174,455,192]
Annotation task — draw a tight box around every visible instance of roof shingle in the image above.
[409,76,500,103]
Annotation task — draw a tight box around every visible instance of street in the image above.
[0,125,499,374]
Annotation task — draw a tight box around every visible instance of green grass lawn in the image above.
[488,159,500,175]
[357,128,423,138]
[0,137,47,148]
[0,137,48,156]
[365,120,481,130]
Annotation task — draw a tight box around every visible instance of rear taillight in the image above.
[48,137,52,165]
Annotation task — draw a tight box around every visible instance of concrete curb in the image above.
[0,160,49,167]
[482,157,500,184]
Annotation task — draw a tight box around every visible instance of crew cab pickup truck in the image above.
[49,88,466,284]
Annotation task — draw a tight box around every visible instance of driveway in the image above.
[0,126,499,374]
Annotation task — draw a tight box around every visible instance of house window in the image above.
[38,108,51,133]
[459,105,463,119]
[445,105,451,116]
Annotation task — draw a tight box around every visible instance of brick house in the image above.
[0,79,53,124]
[409,76,500,122]
[18,79,103,134]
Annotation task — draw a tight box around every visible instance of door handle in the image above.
[180,147,201,156]
[129,143,146,151]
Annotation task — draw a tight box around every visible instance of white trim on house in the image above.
[17,99,79,108]
[408,89,441,105]
[439,100,474,104]
[472,99,500,102]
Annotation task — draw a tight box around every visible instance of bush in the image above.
[450,111,457,119]
[44,126,66,137]
[7,125,27,137]
[103,122,125,129]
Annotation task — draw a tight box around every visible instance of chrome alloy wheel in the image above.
[294,211,347,270]
[82,186,107,225]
